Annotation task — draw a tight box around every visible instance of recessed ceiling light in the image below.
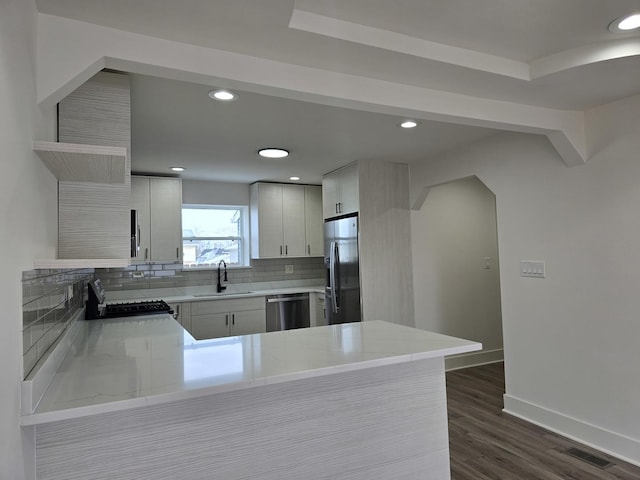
[399,120,420,129]
[258,148,289,159]
[289,176,301,181]
[608,13,640,32]
[170,167,185,172]
[208,89,237,101]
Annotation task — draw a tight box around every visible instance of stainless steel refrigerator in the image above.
[324,214,362,324]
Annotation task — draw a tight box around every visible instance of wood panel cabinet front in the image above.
[250,183,321,259]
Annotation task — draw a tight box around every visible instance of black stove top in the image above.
[103,300,172,318]
[85,278,172,320]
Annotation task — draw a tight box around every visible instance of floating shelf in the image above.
[33,258,131,270]
[33,141,127,184]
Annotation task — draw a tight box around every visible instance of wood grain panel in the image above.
[358,160,414,327]
[57,71,131,260]
[33,142,126,183]
[36,358,451,480]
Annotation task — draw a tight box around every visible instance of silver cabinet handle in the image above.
[176,247,180,259]
[280,245,283,255]
[232,313,235,325]
[144,248,148,260]
[285,245,288,255]
[335,203,338,214]
[307,244,311,255]
[225,314,229,326]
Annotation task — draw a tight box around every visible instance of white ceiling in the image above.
[37,0,640,183]
[130,74,497,184]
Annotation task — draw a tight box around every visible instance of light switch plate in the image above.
[520,260,545,278]
[285,264,294,274]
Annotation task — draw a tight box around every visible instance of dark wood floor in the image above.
[446,362,640,480]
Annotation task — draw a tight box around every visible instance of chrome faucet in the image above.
[217,260,228,293]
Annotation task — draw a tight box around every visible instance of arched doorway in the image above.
[411,175,504,370]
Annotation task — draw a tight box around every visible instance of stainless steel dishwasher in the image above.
[266,293,310,331]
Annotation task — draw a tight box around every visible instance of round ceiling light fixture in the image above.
[258,148,289,159]
[608,13,640,32]
[170,166,185,172]
[399,120,420,129]
[208,89,237,101]
[289,176,301,181]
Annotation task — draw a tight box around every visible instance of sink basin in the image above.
[192,291,253,298]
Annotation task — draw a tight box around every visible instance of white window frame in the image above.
[182,204,250,268]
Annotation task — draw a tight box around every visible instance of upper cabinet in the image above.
[33,141,127,184]
[131,176,183,263]
[250,183,323,259]
[322,162,359,219]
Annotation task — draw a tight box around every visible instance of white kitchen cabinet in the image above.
[168,302,191,334]
[322,162,359,219]
[131,176,182,263]
[190,297,266,340]
[251,183,319,258]
[304,185,323,256]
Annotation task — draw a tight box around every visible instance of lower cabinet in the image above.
[168,302,191,333]
[190,297,266,340]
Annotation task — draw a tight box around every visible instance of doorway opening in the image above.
[411,175,504,371]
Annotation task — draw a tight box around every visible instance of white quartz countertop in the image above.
[105,284,325,304]
[22,318,481,425]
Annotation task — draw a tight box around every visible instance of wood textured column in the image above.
[358,160,415,327]
[57,71,130,259]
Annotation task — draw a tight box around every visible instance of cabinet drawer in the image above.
[191,296,265,315]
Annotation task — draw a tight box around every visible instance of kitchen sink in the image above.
[192,291,253,298]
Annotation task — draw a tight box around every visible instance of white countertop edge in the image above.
[105,284,325,303]
[20,337,480,426]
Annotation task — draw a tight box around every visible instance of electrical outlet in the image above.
[520,260,545,278]
[483,257,491,269]
[285,264,294,274]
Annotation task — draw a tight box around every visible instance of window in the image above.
[182,205,249,267]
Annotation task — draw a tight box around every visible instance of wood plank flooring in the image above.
[446,362,640,480]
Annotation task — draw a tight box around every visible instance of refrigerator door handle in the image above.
[329,241,339,314]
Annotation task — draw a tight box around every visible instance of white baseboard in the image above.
[503,394,640,467]
[445,348,503,371]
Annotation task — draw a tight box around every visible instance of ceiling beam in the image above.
[37,13,587,167]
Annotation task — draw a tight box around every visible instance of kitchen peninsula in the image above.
[23,317,480,480]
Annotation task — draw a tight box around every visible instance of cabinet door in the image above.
[282,185,306,256]
[322,172,339,219]
[256,183,284,258]
[190,313,230,340]
[168,302,191,334]
[337,163,359,216]
[230,309,266,336]
[149,177,182,262]
[304,186,323,256]
[131,177,151,262]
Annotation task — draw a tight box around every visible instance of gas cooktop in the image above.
[85,278,172,320]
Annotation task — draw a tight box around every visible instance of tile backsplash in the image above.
[95,257,325,291]
[22,268,93,379]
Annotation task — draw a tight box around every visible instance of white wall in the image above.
[182,179,249,206]
[411,176,503,368]
[409,94,640,464]
[0,1,58,478]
